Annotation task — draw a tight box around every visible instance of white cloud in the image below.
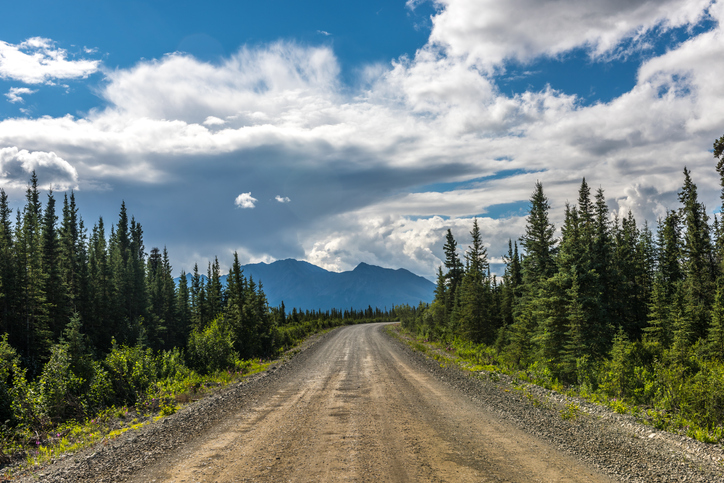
[0,147,78,190]
[100,43,340,123]
[5,87,37,103]
[203,116,225,126]
[428,0,712,67]
[235,192,257,209]
[317,30,331,36]
[0,37,100,84]
[405,0,428,10]
[303,213,526,278]
[275,195,291,203]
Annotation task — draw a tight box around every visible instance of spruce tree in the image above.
[206,257,223,321]
[129,217,148,324]
[707,281,724,360]
[562,270,587,382]
[678,168,714,344]
[175,270,192,346]
[500,240,522,328]
[590,188,613,350]
[442,229,464,316]
[41,190,65,339]
[451,219,493,343]
[520,181,557,285]
[87,218,112,350]
[428,266,448,337]
[146,247,168,349]
[59,193,87,324]
[16,173,51,370]
[645,273,672,349]
[0,190,15,338]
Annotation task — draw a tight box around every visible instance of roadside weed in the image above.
[560,402,581,420]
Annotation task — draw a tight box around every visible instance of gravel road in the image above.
[20,323,724,482]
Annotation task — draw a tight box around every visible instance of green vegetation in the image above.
[0,176,398,472]
[397,135,724,444]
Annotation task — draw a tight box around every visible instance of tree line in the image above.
[402,135,724,436]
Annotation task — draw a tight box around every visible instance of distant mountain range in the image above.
[177,259,435,311]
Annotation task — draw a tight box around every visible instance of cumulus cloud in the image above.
[428,0,712,67]
[303,212,526,278]
[235,192,257,209]
[0,147,78,190]
[100,43,340,124]
[275,195,291,203]
[0,37,100,84]
[203,116,225,126]
[5,87,37,103]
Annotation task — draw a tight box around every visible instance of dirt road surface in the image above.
[128,323,611,482]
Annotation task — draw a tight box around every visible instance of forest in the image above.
[0,174,394,464]
[400,135,724,443]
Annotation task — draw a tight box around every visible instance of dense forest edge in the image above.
[0,176,398,472]
[398,135,724,445]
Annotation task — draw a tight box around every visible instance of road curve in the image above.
[130,323,611,482]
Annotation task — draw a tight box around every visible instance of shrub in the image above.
[104,340,157,405]
[156,347,190,381]
[560,401,581,420]
[187,318,237,374]
[38,344,86,421]
[0,334,20,424]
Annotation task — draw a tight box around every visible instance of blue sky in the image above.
[0,0,723,280]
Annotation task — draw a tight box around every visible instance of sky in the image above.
[0,0,723,281]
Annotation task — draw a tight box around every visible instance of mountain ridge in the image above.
[178,258,435,311]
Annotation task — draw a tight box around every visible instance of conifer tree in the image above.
[590,188,613,350]
[562,270,587,381]
[500,240,522,328]
[16,173,51,370]
[41,190,65,339]
[442,229,463,316]
[707,281,724,360]
[88,218,112,350]
[610,213,627,329]
[427,266,448,336]
[645,273,672,349]
[451,219,493,343]
[0,189,15,338]
[520,181,557,285]
[190,263,207,328]
[206,257,223,321]
[634,220,656,328]
[678,168,714,344]
[175,270,191,346]
[128,217,148,324]
[577,178,595,246]
[59,193,88,324]
[146,247,168,349]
